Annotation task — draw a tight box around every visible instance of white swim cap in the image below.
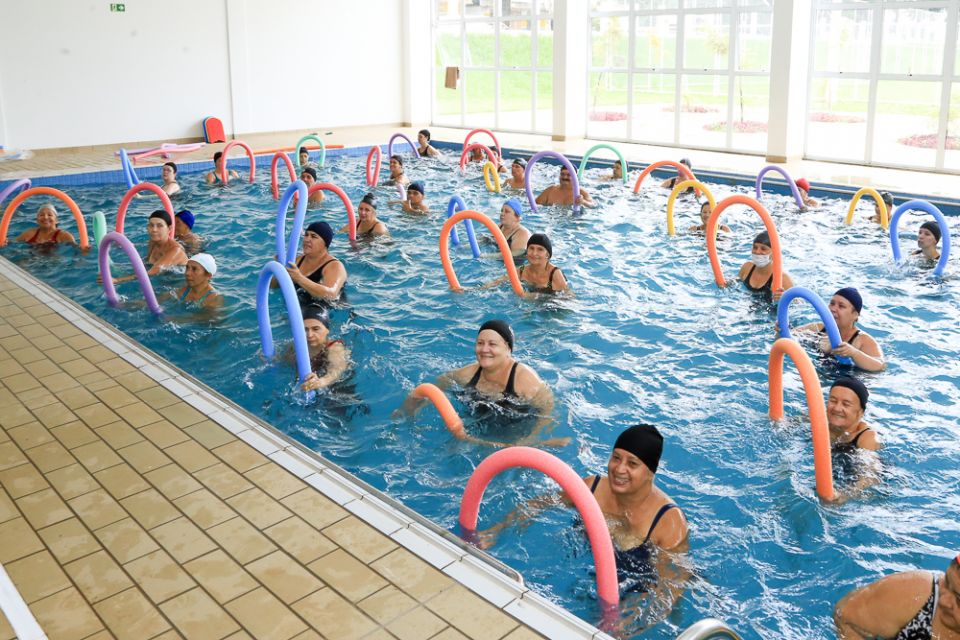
[189,253,217,277]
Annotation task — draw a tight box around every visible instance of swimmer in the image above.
[469,147,485,163]
[416,129,440,158]
[913,221,942,262]
[279,220,346,305]
[160,162,180,196]
[734,230,794,301]
[871,191,894,224]
[825,377,881,501]
[174,210,201,255]
[495,198,530,260]
[833,553,960,639]
[602,161,625,181]
[491,149,508,174]
[342,193,387,239]
[300,167,325,206]
[535,167,595,208]
[391,181,430,214]
[205,151,240,185]
[689,201,731,234]
[660,158,693,191]
[794,288,886,372]
[506,158,527,190]
[386,155,410,186]
[481,424,688,622]
[176,253,222,309]
[482,233,571,297]
[298,146,316,169]
[299,305,349,391]
[399,320,560,446]
[100,210,187,284]
[15,204,76,246]
[795,178,819,208]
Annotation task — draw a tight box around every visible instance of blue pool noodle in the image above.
[889,200,950,278]
[256,261,314,400]
[445,195,480,258]
[777,286,853,366]
[275,180,308,266]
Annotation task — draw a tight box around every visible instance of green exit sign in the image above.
[110,3,125,11]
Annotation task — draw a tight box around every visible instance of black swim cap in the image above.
[478,319,514,351]
[880,191,894,207]
[149,210,172,226]
[306,221,333,248]
[361,193,376,209]
[214,151,223,162]
[679,157,692,169]
[920,220,942,243]
[527,233,552,258]
[834,287,863,313]
[418,129,431,140]
[831,377,869,409]
[613,424,664,473]
[391,154,403,166]
[753,230,771,247]
[301,305,330,328]
[301,167,317,180]
[512,158,527,167]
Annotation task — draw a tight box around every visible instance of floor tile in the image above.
[160,587,241,639]
[358,585,419,625]
[95,420,145,448]
[65,549,134,603]
[371,549,454,603]
[73,439,124,473]
[50,420,99,448]
[7,420,54,449]
[74,402,121,429]
[184,549,258,604]
[31,587,104,640]
[225,588,308,640]
[280,488,349,531]
[5,550,72,604]
[227,487,293,529]
[151,516,217,563]
[0,401,33,429]
[24,438,75,472]
[385,605,448,640]
[68,488,127,530]
[125,549,196,604]
[246,550,325,604]
[139,419,190,448]
[145,463,203,500]
[114,402,164,429]
[307,549,387,603]
[183,419,236,449]
[0,461,48,498]
[59,386,99,410]
[213,440,269,473]
[94,384,140,408]
[0,488,16,524]
[94,517,161,563]
[30,401,78,429]
[45,463,98,499]
[173,488,236,529]
[425,585,519,640]
[323,516,397,564]
[118,439,172,473]
[194,463,254,498]
[38,517,101,564]
[207,516,277,564]
[94,587,172,640]
[244,463,306,500]
[94,463,151,500]
[293,588,378,640]
[16,487,72,529]
[0,517,45,562]
[164,402,206,428]
[136,386,180,409]
[264,516,337,565]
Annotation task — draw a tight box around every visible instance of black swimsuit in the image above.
[743,264,773,293]
[518,264,562,293]
[295,256,342,306]
[832,427,874,480]
[589,476,678,591]
[894,573,940,640]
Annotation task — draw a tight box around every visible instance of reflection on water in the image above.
[4,156,958,639]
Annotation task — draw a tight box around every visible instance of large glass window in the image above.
[807,1,960,172]
[588,0,772,154]
[433,1,554,134]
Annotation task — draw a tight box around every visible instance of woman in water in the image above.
[100,210,187,285]
[299,305,349,391]
[281,221,346,305]
[341,193,387,238]
[794,287,886,371]
[399,320,564,446]
[15,204,76,246]
[416,129,440,158]
[495,198,530,260]
[386,155,410,186]
[795,178,819,208]
[483,234,570,297]
[688,201,730,234]
[160,162,180,196]
[392,181,429,214]
[176,253,222,309]
[506,158,526,190]
[913,221,942,262]
[734,230,794,301]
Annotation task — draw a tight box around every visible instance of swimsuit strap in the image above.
[179,288,190,303]
[590,475,601,493]
[548,266,560,291]
[25,228,42,244]
[849,329,861,344]
[848,427,873,447]
[504,361,519,397]
[641,504,678,545]
[52,229,61,242]
[197,289,214,305]
[325,339,343,348]
[465,365,482,389]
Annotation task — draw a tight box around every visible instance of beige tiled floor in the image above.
[0,271,545,639]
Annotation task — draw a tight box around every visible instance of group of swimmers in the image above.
[8,138,955,637]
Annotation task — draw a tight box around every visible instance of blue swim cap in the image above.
[503,198,522,217]
[407,181,425,195]
[834,287,863,313]
[175,209,195,229]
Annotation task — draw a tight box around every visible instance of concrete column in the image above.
[402,0,433,127]
[766,0,811,163]
[552,0,588,141]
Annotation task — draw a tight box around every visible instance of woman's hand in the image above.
[301,372,324,391]
[830,342,859,358]
[285,264,303,285]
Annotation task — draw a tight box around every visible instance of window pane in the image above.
[632,73,676,144]
[806,77,869,162]
[592,16,630,69]
[502,0,530,18]
[686,0,732,8]
[436,0,463,20]
[737,11,772,72]
[813,9,872,73]
[944,83,960,171]
[535,73,554,134]
[537,20,554,68]
[588,71,629,139]
[463,70,496,127]
[679,75,729,148]
[436,23,462,67]
[501,21,533,67]
[730,76,769,152]
[537,0,555,15]
[434,64,462,125]
[499,70,533,130]
[590,0,629,11]
[872,80,941,168]
[636,0,678,9]
[465,0,495,18]
[880,8,946,76]
[684,14,730,70]
[635,15,677,69]
[465,22,496,67]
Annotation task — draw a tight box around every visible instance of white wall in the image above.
[0,0,406,150]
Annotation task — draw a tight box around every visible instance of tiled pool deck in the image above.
[0,257,617,639]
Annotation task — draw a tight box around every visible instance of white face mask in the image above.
[751,252,772,268]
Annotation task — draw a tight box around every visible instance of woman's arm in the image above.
[829,333,886,372]
[302,343,349,390]
[834,572,930,640]
[289,260,345,300]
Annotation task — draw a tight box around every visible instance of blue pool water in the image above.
[3,153,959,639]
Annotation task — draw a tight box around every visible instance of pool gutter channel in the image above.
[0,255,614,640]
